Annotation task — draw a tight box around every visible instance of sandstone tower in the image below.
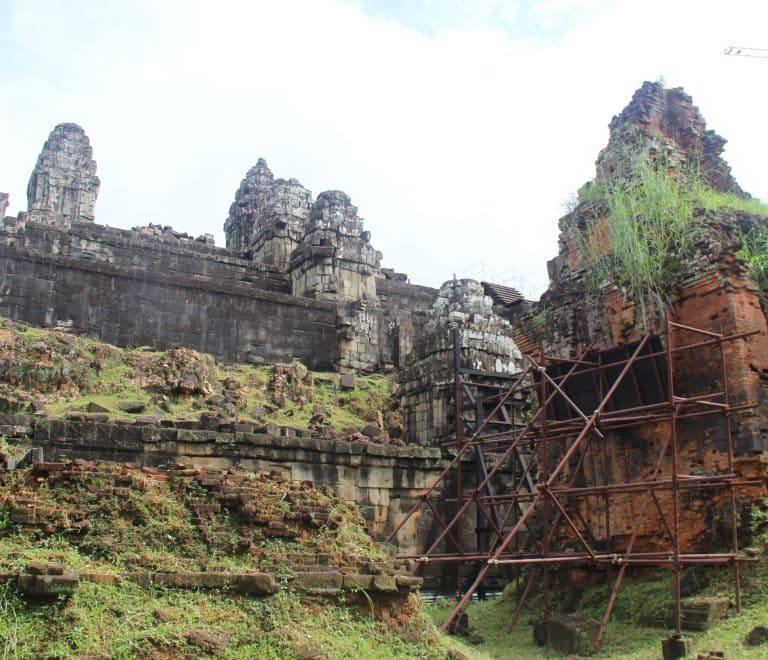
[399,279,524,445]
[289,190,381,302]
[26,123,100,226]
[223,159,312,264]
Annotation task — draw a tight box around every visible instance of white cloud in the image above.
[1,0,767,298]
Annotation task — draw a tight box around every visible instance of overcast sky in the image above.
[1,0,766,298]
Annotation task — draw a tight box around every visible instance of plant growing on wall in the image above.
[567,148,768,322]
[738,226,768,298]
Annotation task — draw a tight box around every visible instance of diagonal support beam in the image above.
[440,332,653,633]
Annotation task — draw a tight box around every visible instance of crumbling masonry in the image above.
[2,83,768,629]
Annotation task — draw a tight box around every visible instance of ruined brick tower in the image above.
[513,81,768,551]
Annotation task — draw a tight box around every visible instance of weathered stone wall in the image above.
[0,219,439,372]
[375,278,437,370]
[0,221,340,369]
[4,132,443,374]
[0,193,8,220]
[12,413,446,557]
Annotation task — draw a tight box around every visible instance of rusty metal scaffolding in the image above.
[385,317,762,648]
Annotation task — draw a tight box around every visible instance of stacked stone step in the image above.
[187,496,223,545]
[18,561,79,598]
[665,598,730,632]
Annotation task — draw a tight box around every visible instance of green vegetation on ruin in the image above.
[0,571,449,659]
[0,463,462,659]
[739,225,768,297]
[427,553,768,658]
[566,150,768,313]
[0,318,395,435]
[424,498,768,658]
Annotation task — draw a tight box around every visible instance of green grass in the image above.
[567,151,768,314]
[0,462,391,574]
[0,580,456,659]
[0,318,395,434]
[427,559,768,659]
[739,226,768,296]
[0,463,467,658]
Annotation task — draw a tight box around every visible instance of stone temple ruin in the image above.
[2,81,768,653]
[26,123,100,226]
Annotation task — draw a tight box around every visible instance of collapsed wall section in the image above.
[8,413,445,562]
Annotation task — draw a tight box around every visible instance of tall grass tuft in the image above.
[739,226,768,295]
[567,152,768,319]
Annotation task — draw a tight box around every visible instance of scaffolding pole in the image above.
[385,320,754,648]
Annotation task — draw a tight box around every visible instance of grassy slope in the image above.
[0,321,463,658]
[0,318,394,434]
[428,557,768,659]
[0,464,462,659]
[1,581,450,659]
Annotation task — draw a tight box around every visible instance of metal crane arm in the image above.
[724,46,768,59]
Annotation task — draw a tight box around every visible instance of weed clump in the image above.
[566,148,768,317]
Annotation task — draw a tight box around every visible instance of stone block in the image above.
[10,506,36,524]
[371,575,398,593]
[662,634,692,660]
[28,400,47,416]
[394,575,423,590]
[696,650,725,660]
[339,374,356,390]
[19,573,79,598]
[292,570,343,594]
[230,573,279,595]
[545,615,599,656]
[665,598,730,632]
[150,572,232,590]
[80,572,122,585]
[26,562,66,575]
[33,462,66,473]
[118,401,146,414]
[745,625,768,646]
[342,574,375,591]
[81,413,109,423]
